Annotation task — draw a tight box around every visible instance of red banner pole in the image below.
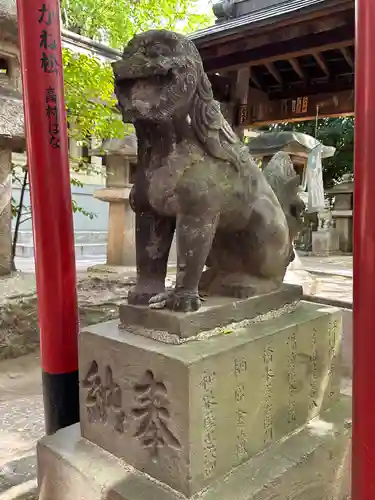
[16,0,79,434]
[353,0,375,498]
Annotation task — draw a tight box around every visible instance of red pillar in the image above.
[353,0,375,498]
[16,0,79,434]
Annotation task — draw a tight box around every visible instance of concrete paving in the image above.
[0,354,42,497]
[300,255,353,278]
[14,254,353,303]
[14,256,106,274]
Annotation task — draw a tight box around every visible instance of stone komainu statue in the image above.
[112,30,304,312]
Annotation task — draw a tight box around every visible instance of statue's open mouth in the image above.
[113,59,176,85]
[113,61,177,119]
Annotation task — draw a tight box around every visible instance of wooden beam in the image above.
[209,15,351,59]
[207,73,232,102]
[289,58,306,80]
[203,25,354,72]
[235,68,251,106]
[269,78,354,100]
[196,0,354,50]
[238,89,354,126]
[225,68,251,130]
[341,47,354,69]
[312,51,330,77]
[247,39,352,72]
[265,62,283,85]
[249,68,262,90]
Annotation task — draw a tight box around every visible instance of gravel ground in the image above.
[0,272,137,361]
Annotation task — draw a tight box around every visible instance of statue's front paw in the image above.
[149,291,201,312]
[128,284,165,306]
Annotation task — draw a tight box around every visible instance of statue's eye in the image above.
[146,42,172,59]
[147,43,162,58]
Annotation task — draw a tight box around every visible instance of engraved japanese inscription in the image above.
[201,371,217,479]
[37,2,61,148]
[234,357,248,462]
[309,326,319,412]
[82,360,127,433]
[132,370,181,459]
[287,331,297,424]
[263,344,274,444]
[328,318,339,398]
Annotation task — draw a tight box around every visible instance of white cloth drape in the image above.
[306,145,325,212]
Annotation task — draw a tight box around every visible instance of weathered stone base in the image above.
[79,302,341,496]
[119,284,302,340]
[37,396,351,500]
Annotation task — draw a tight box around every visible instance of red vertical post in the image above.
[353,0,375,498]
[16,0,79,434]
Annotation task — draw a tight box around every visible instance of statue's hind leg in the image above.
[200,202,292,298]
[200,269,284,299]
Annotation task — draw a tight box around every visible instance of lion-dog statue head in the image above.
[113,30,304,251]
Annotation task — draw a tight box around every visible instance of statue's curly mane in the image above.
[172,36,246,171]
[182,39,301,197]
[190,71,243,169]
[190,77,247,169]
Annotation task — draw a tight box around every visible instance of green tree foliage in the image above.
[61,0,214,144]
[266,117,354,188]
[61,0,213,48]
[62,50,124,144]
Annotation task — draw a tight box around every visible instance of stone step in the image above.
[15,242,107,259]
[13,230,108,258]
[37,395,351,500]
[13,230,108,245]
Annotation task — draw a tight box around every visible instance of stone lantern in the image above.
[91,135,137,267]
[0,0,25,275]
[327,174,354,253]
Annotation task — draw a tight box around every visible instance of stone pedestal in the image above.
[312,228,339,256]
[94,183,136,266]
[37,294,351,500]
[119,283,302,341]
[333,214,353,253]
[327,176,354,254]
[94,153,136,267]
[0,147,12,276]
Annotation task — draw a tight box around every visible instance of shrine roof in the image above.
[0,90,25,148]
[0,0,17,42]
[61,30,120,62]
[248,131,336,158]
[190,0,334,44]
[192,0,354,104]
[90,135,137,158]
